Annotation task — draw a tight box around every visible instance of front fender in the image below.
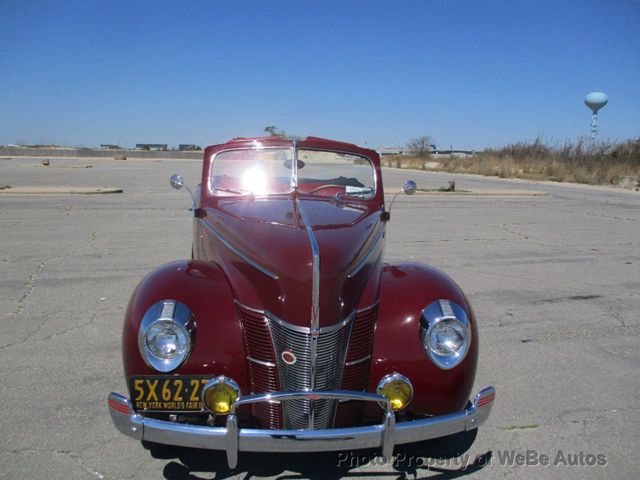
[369,263,478,416]
[122,260,248,394]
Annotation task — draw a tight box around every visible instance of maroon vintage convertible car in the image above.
[108,136,495,467]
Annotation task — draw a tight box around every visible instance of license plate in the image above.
[130,376,212,412]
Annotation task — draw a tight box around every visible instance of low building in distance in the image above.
[377,146,405,157]
[136,144,168,151]
[178,144,202,151]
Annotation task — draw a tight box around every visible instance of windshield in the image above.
[211,148,294,196]
[211,147,376,199]
[297,149,375,198]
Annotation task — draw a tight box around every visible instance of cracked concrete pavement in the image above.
[0,157,638,479]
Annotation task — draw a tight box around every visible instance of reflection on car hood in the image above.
[206,197,384,327]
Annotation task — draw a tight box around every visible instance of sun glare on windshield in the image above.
[211,147,375,198]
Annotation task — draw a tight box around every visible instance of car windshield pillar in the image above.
[291,139,299,192]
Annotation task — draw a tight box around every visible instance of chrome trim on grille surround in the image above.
[345,355,371,367]
[247,356,277,368]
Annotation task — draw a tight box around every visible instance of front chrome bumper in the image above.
[108,386,495,469]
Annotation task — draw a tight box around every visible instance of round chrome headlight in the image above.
[420,300,471,370]
[138,300,194,372]
[145,320,189,359]
[428,318,466,356]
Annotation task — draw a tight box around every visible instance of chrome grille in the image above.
[269,313,354,429]
[238,302,377,430]
[238,306,282,428]
[335,304,378,427]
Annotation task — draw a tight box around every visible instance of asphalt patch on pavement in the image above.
[534,294,604,304]
[384,189,548,196]
[0,186,123,194]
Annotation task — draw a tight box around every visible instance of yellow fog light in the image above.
[202,376,241,415]
[377,373,413,411]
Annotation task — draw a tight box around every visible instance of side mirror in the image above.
[402,180,417,196]
[170,173,197,214]
[170,174,185,190]
[386,179,418,219]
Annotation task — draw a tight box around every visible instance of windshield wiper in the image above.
[345,186,374,197]
[213,187,251,195]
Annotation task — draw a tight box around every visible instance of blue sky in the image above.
[1,0,638,149]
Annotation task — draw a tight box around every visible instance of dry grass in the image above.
[382,137,640,187]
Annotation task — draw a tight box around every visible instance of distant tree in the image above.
[406,135,434,157]
[264,125,279,136]
[263,125,299,140]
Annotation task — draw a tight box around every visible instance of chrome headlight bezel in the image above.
[138,300,194,372]
[419,299,471,370]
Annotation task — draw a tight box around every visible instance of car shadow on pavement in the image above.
[155,430,491,479]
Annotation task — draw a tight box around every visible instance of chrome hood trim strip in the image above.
[296,199,320,331]
[296,198,320,429]
[198,218,279,280]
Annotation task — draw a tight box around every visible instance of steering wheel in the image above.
[307,184,345,194]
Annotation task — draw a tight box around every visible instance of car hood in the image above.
[204,197,384,327]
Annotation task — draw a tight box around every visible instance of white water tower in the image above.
[584,92,608,139]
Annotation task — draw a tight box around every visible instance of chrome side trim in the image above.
[198,218,279,280]
[356,301,380,314]
[347,225,385,279]
[234,300,264,315]
[247,356,277,368]
[345,355,371,367]
[108,386,496,468]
